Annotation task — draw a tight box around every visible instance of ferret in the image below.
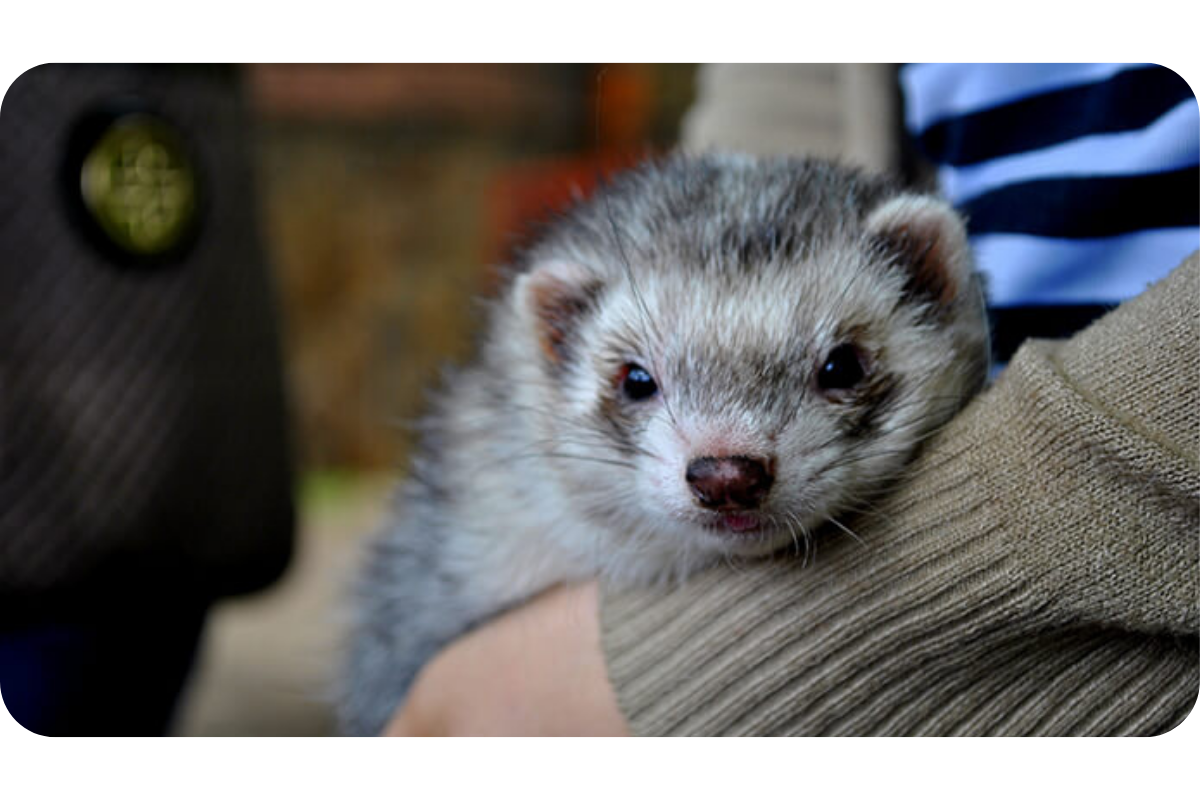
[335,153,990,735]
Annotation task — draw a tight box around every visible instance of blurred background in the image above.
[249,64,695,474]
[159,64,693,735]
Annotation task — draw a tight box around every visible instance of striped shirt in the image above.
[900,64,1199,361]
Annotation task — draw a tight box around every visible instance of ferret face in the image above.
[510,156,988,578]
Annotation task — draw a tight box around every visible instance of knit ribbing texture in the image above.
[600,254,1199,736]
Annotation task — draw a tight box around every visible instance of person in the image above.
[384,64,1199,736]
[0,65,295,736]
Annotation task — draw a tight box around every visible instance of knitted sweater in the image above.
[599,254,1199,736]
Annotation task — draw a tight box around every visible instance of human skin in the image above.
[383,581,628,736]
[384,254,1200,737]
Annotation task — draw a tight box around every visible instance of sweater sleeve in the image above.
[598,254,1199,736]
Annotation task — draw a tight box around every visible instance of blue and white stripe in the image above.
[902,63,1143,135]
[901,63,1199,309]
[935,100,1199,206]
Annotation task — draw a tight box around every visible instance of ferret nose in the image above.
[686,456,774,510]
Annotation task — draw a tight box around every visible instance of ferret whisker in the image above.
[469,447,638,475]
[799,516,814,569]
[779,510,804,559]
[534,452,638,470]
[825,515,868,549]
[881,417,966,449]
[339,154,989,735]
[530,434,661,463]
[829,241,884,322]
[836,498,887,519]
[828,448,920,470]
[598,179,683,431]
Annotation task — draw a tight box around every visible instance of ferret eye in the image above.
[619,363,659,401]
[818,344,866,392]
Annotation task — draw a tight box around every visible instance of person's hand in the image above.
[383,581,629,736]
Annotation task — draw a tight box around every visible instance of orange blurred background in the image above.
[245,64,695,472]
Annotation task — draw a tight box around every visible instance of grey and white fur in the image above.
[336,153,990,735]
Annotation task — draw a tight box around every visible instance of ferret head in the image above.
[503,155,988,580]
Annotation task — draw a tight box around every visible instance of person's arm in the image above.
[602,254,1198,736]
[386,255,1198,737]
[384,582,626,736]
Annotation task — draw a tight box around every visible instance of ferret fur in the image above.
[336,153,990,735]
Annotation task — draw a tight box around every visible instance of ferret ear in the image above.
[865,195,973,310]
[515,259,603,367]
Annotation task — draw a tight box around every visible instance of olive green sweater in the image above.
[599,254,1199,736]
